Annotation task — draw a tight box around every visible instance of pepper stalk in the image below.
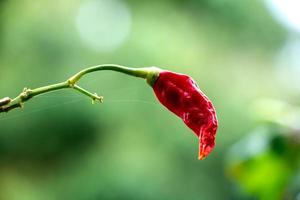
[0,64,161,113]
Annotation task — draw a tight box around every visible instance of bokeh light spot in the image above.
[265,0,300,33]
[76,0,132,52]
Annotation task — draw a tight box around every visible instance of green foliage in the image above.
[226,101,300,200]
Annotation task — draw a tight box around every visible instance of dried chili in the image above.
[150,70,218,160]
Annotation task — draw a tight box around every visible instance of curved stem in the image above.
[0,64,160,114]
[68,64,159,85]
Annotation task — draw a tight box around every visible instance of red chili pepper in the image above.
[152,70,218,160]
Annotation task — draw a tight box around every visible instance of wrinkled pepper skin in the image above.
[152,71,218,159]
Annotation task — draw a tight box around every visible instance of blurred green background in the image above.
[1,0,300,199]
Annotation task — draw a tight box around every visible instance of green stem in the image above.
[73,84,103,103]
[68,64,160,86]
[28,81,69,97]
[0,64,161,113]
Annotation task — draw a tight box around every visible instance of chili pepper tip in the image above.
[198,153,206,160]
